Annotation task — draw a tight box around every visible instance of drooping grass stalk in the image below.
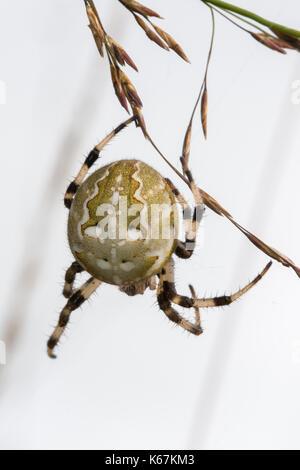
[202,0,300,38]
[208,4,266,35]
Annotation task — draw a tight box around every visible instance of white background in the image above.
[0,0,300,450]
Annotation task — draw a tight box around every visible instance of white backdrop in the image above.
[0,0,300,450]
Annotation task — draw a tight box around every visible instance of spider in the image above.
[47,115,272,358]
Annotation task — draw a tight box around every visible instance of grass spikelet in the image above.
[84,0,189,136]
[134,15,169,50]
[110,64,129,112]
[107,36,138,71]
[270,28,300,52]
[250,33,287,54]
[151,23,190,62]
[119,0,162,19]
[201,87,208,139]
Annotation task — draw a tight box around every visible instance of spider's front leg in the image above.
[48,277,101,358]
[64,116,136,209]
[157,258,203,336]
[165,179,205,260]
[63,261,84,298]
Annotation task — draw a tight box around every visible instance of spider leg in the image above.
[165,178,204,259]
[189,284,202,330]
[64,116,136,209]
[63,261,84,298]
[157,258,203,336]
[47,277,101,358]
[163,259,272,309]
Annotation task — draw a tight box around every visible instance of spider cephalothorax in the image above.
[47,116,273,358]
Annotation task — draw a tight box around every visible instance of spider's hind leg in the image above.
[189,284,202,332]
[164,261,272,309]
[157,258,203,336]
[48,277,101,358]
[158,258,271,335]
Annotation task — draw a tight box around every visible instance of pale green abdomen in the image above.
[68,160,178,285]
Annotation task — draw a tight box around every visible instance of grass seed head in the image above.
[107,36,138,71]
[120,69,143,108]
[110,64,129,112]
[201,87,208,139]
[132,105,147,137]
[120,0,162,19]
[84,2,106,58]
[134,15,169,50]
[88,24,104,56]
[182,124,192,165]
[152,24,190,62]
[84,0,189,137]
[251,33,287,54]
[270,28,300,52]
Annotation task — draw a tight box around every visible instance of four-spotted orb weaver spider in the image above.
[47,114,276,359]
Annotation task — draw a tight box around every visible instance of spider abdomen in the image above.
[68,159,178,286]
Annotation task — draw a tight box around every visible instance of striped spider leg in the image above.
[157,258,272,336]
[64,116,136,209]
[157,257,203,336]
[63,261,84,298]
[48,277,101,358]
[48,117,136,358]
[165,178,205,260]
